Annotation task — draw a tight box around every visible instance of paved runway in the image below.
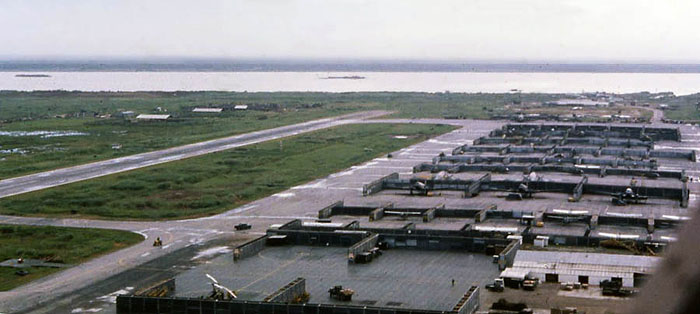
[0,110,388,199]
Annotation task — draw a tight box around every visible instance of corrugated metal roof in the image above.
[515,250,659,268]
[500,268,530,280]
[511,261,650,278]
[508,250,660,278]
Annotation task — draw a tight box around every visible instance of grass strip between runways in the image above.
[0,123,455,220]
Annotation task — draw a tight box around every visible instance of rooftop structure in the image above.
[192,107,223,113]
[503,250,660,287]
[135,114,170,120]
[547,99,611,106]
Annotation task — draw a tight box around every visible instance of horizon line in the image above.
[5,57,700,65]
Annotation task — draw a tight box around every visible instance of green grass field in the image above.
[0,224,143,291]
[0,123,454,220]
[663,97,700,121]
[0,91,360,178]
[630,92,700,121]
[0,91,554,178]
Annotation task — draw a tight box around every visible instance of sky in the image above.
[2,0,700,62]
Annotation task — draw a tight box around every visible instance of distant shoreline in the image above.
[323,75,365,80]
[15,74,51,77]
[4,62,700,73]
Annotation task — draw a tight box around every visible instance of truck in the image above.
[600,280,634,297]
[486,278,505,292]
[490,298,532,314]
[235,223,252,231]
[354,252,373,263]
[522,277,539,291]
[329,285,354,301]
[349,247,383,263]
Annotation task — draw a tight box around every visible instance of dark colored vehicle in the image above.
[329,285,354,301]
[600,279,634,296]
[486,278,505,292]
[349,247,383,263]
[15,270,29,276]
[522,277,539,291]
[235,223,252,230]
[354,252,373,263]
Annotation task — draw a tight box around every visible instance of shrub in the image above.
[57,234,74,242]
[69,197,106,207]
[186,196,221,209]
[110,180,146,191]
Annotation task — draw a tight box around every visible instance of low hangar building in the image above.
[501,250,660,288]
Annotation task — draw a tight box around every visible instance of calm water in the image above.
[2,72,700,94]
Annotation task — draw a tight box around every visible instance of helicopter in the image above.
[206,273,237,300]
[408,171,452,195]
[611,187,648,206]
[505,174,542,200]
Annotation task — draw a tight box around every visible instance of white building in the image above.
[119,111,135,117]
[234,105,248,110]
[136,114,171,120]
[547,99,611,107]
[502,250,660,287]
[192,108,223,113]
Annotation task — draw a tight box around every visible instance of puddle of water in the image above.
[191,246,232,260]
[0,130,88,138]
